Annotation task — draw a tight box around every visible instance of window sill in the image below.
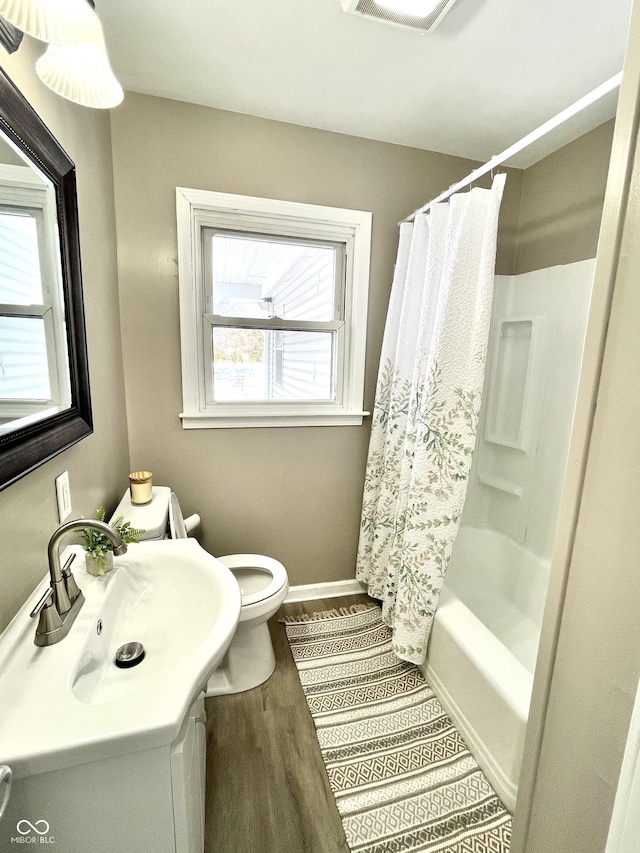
[179,410,370,429]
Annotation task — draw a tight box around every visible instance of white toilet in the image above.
[112,486,289,696]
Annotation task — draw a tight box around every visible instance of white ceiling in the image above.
[98,0,633,167]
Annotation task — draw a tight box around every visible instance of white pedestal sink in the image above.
[0,539,241,853]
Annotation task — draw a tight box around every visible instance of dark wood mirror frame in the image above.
[0,66,92,491]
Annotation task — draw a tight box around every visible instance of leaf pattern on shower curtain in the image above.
[356,175,506,664]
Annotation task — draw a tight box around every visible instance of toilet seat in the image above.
[166,493,287,615]
[215,554,288,606]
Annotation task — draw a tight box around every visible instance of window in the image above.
[176,189,372,428]
[0,164,69,434]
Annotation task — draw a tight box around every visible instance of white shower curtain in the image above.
[356,174,506,664]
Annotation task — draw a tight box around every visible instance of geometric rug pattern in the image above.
[285,604,512,853]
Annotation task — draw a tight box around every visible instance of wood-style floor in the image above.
[204,594,373,853]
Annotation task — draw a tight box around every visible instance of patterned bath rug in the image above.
[284,604,512,853]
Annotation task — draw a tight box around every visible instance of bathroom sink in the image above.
[71,543,237,705]
[0,539,241,778]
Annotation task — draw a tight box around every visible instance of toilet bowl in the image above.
[112,486,289,695]
[205,553,288,696]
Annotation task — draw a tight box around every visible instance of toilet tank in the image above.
[111,486,171,541]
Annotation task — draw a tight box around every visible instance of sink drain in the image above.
[115,642,145,668]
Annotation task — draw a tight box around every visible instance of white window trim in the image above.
[176,188,372,428]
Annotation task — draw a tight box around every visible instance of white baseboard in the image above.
[285,578,367,603]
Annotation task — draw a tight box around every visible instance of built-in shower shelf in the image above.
[477,473,523,498]
[484,315,545,452]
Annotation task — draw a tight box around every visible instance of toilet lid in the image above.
[169,492,188,539]
[215,554,288,606]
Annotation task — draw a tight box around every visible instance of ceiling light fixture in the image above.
[0,0,124,109]
[0,0,100,47]
[340,0,459,33]
[35,27,123,109]
[376,0,440,17]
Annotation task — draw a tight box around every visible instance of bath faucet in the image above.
[31,519,128,647]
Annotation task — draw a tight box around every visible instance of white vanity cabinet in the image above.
[0,695,207,853]
[171,694,207,853]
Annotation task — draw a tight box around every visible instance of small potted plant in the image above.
[81,508,145,576]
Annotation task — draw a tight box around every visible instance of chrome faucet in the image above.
[31,519,128,647]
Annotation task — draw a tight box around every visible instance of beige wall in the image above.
[109,93,522,586]
[0,40,130,632]
[514,120,615,273]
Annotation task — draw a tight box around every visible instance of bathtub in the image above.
[423,526,550,813]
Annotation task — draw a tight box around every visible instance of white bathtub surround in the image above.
[418,262,593,811]
[356,175,506,664]
[445,526,550,671]
[462,259,595,553]
[423,526,549,812]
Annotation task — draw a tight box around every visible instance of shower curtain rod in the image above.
[401,72,623,224]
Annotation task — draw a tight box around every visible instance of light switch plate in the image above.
[55,471,72,523]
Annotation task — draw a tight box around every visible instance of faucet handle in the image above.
[61,553,81,603]
[30,586,55,618]
[30,586,63,640]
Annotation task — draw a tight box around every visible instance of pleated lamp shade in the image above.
[0,0,101,46]
[35,29,123,109]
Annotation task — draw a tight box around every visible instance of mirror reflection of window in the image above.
[0,162,69,434]
[0,210,50,399]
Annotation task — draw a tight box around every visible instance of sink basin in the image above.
[71,544,234,705]
[0,539,241,778]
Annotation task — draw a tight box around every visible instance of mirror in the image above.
[0,67,92,490]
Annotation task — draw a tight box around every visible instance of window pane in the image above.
[0,210,43,304]
[209,233,337,322]
[0,316,50,400]
[212,327,335,402]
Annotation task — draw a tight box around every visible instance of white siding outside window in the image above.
[0,164,69,431]
[269,245,338,402]
[176,189,372,428]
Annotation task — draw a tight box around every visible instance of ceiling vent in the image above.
[340,0,459,32]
